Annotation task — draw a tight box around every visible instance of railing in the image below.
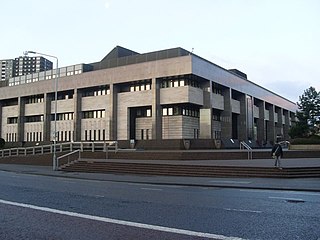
[57,149,81,167]
[240,141,253,160]
[0,141,118,158]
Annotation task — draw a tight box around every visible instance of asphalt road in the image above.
[0,170,319,240]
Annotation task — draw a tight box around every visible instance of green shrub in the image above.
[291,135,320,145]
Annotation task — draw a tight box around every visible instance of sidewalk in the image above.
[0,159,320,192]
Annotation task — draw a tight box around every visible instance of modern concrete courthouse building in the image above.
[0,46,297,149]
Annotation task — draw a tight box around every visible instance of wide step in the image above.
[60,161,320,178]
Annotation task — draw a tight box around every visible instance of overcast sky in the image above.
[1,0,319,103]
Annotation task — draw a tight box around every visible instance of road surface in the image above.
[0,170,319,239]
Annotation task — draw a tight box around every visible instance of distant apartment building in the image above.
[0,46,297,149]
[0,59,14,81]
[13,56,53,77]
[0,56,53,83]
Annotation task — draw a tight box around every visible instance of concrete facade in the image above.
[0,46,297,148]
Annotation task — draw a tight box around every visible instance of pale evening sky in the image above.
[1,0,319,103]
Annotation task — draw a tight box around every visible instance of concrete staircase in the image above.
[60,159,320,178]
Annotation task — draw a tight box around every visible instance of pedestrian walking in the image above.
[271,142,283,169]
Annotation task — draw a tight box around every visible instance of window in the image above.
[82,85,110,97]
[52,112,74,121]
[162,108,168,116]
[129,80,152,92]
[146,109,151,117]
[25,115,43,122]
[83,110,105,119]
[7,117,18,124]
[162,105,200,118]
[26,95,44,104]
[160,75,201,89]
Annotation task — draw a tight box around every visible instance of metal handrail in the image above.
[57,149,81,167]
[240,141,253,160]
[0,141,118,159]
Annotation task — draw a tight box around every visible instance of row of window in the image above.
[55,131,73,142]
[8,67,83,86]
[129,80,152,92]
[84,129,106,141]
[25,115,44,123]
[162,106,200,118]
[139,129,151,140]
[26,95,44,104]
[82,86,110,97]
[26,132,42,142]
[136,108,152,118]
[6,132,17,142]
[7,110,104,124]
[53,112,74,121]
[7,117,18,124]
[160,79,200,89]
[83,110,106,119]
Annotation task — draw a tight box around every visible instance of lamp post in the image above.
[23,51,59,171]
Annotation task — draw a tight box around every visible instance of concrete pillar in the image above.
[17,97,25,143]
[266,104,275,143]
[200,81,212,139]
[43,93,51,141]
[73,90,81,141]
[200,109,212,139]
[283,109,290,140]
[275,107,283,140]
[256,100,265,143]
[109,83,119,140]
[238,94,248,141]
[221,88,232,141]
[151,78,161,140]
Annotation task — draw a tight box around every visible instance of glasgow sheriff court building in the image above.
[0,46,297,149]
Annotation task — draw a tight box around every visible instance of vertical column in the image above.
[275,107,283,140]
[283,109,290,140]
[256,100,265,143]
[109,83,119,140]
[221,88,232,141]
[238,94,248,141]
[266,104,275,143]
[17,97,25,143]
[73,89,81,141]
[151,78,161,140]
[200,81,212,139]
[43,93,51,141]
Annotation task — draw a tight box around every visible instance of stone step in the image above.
[61,161,320,178]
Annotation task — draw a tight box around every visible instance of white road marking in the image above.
[141,188,163,191]
[0,199,246,240]
[223,208,262,214]
[240,189,278,193]
[94,195,105,198]
[268,196,304,201]
[283,192,320,196]
[209,180,251,184]
[240,189,320,196]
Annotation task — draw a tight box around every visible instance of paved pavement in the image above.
[0,157,320,192]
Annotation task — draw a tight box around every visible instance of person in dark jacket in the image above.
[271,142,283,169]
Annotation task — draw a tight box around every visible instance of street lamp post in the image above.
[24,51,59,171]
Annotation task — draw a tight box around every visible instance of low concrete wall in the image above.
[289,144,320,150]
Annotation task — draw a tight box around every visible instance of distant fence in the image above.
[0,141,118,158]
